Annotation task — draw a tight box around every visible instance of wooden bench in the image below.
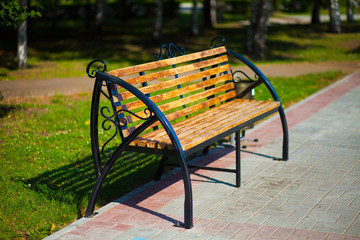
[84,37,289,229]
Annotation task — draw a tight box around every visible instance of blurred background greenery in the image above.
[1,0,359,81]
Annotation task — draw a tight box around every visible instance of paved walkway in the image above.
[45,71,360,240]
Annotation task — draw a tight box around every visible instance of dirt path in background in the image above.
[0,61,359,102]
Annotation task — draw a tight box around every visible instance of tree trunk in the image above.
[347,0,354,22]
[18,0,28,69]
[203,0,212,28]
[203,0,216,28]
[210,0,217,27]
[329,0,341,33]
[122,0,131,21]
[216,0,225,23]
[52,0,59,29]
[247,0,271,59]
[311,0,321,25]
[168,0,177,19]
[95,0,108,33]
[153,0,163,42]
[192,0,199,35]
[86,0,91,28]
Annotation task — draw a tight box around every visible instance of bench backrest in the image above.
[107,46,236,138]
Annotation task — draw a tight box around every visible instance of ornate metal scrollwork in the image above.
[100,106,119,158]
[99,103,154,158]
[86,59,107,78]
[232,70,259,83]
[211,36,226,48]
[154,43,185,60]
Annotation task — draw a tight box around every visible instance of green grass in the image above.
[0,94,162,239]
[0,70,344,239]
[265,24,360,62]
[256,71,345,107]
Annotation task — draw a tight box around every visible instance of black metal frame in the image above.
[84,37,289,230]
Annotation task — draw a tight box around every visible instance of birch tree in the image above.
[329,0,341,33]
[18,0,28,69]
[1,0,40,69]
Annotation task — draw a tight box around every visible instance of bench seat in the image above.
[130,99,280,152]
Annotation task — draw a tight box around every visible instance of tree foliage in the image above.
[0,0,42,28]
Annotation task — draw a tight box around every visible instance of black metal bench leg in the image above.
[278,107,289,161]
[155,156,168,181]
[235,131,241,187]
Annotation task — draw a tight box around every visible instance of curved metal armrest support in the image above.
[227,48,289,160]
[227,48,280,102]
[88,71,194,228]
[96,72,186,159]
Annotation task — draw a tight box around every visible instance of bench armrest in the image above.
[227,49,289,161]
[97,72,184,149]
[227,48,281,103]
[87,62,193,228]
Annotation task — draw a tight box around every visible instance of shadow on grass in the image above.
[24,151,162,219]
[0,104,18,118]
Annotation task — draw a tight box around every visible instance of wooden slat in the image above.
[182,103,280,150]
[142,73,233,105]
[120,81,234,113]
[173,102,269,140]
[128,90,237,131]
[140,100,261,144]
[157,82,234,113]
[119,64,231,101]
[128,100,280,150]
[108,46,227,77]
[122,55,229,86]
[163,90,236,123]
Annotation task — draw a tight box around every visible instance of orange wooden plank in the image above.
[108,46,227,77]
[119,64,231,101]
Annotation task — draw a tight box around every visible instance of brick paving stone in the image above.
[245,213,270,225]
[83,227,122,239]
[171,229,212,240]
[68,224,96,236]
[271,227,295,239]
[112,223,132,231]
[288,229,328,240]
[344,236,360,240]
[202,219,230,236]
[150,229,181,240]
[114,226,162,240]
[250,225,278,238]
[218,222,259,239]
[58,234,89,240]
[325,233,347,240]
